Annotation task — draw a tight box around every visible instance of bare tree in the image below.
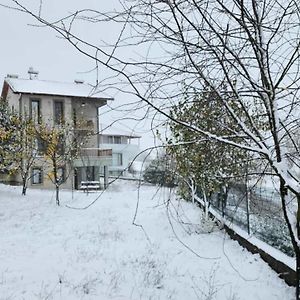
[7,0,300,297]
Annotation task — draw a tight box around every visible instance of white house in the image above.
[99,125,141,177]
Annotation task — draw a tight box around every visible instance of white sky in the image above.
[0,0,160,151]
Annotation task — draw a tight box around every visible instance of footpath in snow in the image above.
[0,181,294,300]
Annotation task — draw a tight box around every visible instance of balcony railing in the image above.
[80,148,112,157]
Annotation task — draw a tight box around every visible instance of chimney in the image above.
[28,67,39,80]
[6,74,19,78]
[74,79,84,84]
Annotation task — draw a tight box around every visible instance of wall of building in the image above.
[100,142,140,176]
[27,160,74,190]
[71,98,103,148]
[6,92,73,124]
[1,157,74,190]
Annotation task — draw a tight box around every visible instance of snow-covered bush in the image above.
[143,155,177,187]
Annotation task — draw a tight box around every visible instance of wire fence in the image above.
[207,182,293,257]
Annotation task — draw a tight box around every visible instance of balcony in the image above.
[80,148,112,157]
[74,118,96,131]
[73,148,112,167]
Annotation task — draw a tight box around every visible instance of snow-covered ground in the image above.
[0,181,294,300]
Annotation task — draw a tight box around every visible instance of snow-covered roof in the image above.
[5,77,113,100]
[99,124,141,138]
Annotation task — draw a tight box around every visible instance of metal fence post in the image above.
[245,160,251,235]
[104,165,108,189]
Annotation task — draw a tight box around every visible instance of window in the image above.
[108,136,114,144]
[100,135,127,144]
[100,135,112,144]
[54,101,64,125]
[86,166,96,181]
[57,167,66,183]
[57,135,65,155]
[73,109,77,126]
[31,167,43,184]
[121,137,129,144]
[33,137,46,156]
[113,153,123,166]
[31,99,41,123]
[114,136,121,144]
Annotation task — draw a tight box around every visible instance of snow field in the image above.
[0,182,294,299]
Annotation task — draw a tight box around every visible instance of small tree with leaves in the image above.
[144,151,177,188]
[37,123,82,206]
[169,88,247,216]
[13,117,44,196]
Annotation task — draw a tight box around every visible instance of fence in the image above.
[194,187,296,286]
[204,181,294,257]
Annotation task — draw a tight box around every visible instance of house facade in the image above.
[99,126,141,177]
[1,74,113,190]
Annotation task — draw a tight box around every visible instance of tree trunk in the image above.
[295,195,300,300]
[189,178,195,204]
[22,185,27,196]
[21,177,27,196]
[202,189,209,220]
[296,250,300,300]
[56,184,60,206]
[279,178,300,299]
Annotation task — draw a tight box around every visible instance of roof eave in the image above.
[100,133,141,139]
[8,90,114,102]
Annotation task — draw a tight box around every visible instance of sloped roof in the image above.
[5,77,113,100]
[100,124,141,138]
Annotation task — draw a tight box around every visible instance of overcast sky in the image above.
[1,1,101,82]
[0,0,160,151]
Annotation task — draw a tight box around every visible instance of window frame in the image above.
[57,134,65,155]
[31,167,43,185]
[53,100,64,125]
[57,166,66,184]
[114,136,122,144]
[113,153,123,166]
[33,137,46,156]
[108,136,114,144]
[30,98,41,124]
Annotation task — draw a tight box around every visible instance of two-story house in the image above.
[1,74,113,190]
